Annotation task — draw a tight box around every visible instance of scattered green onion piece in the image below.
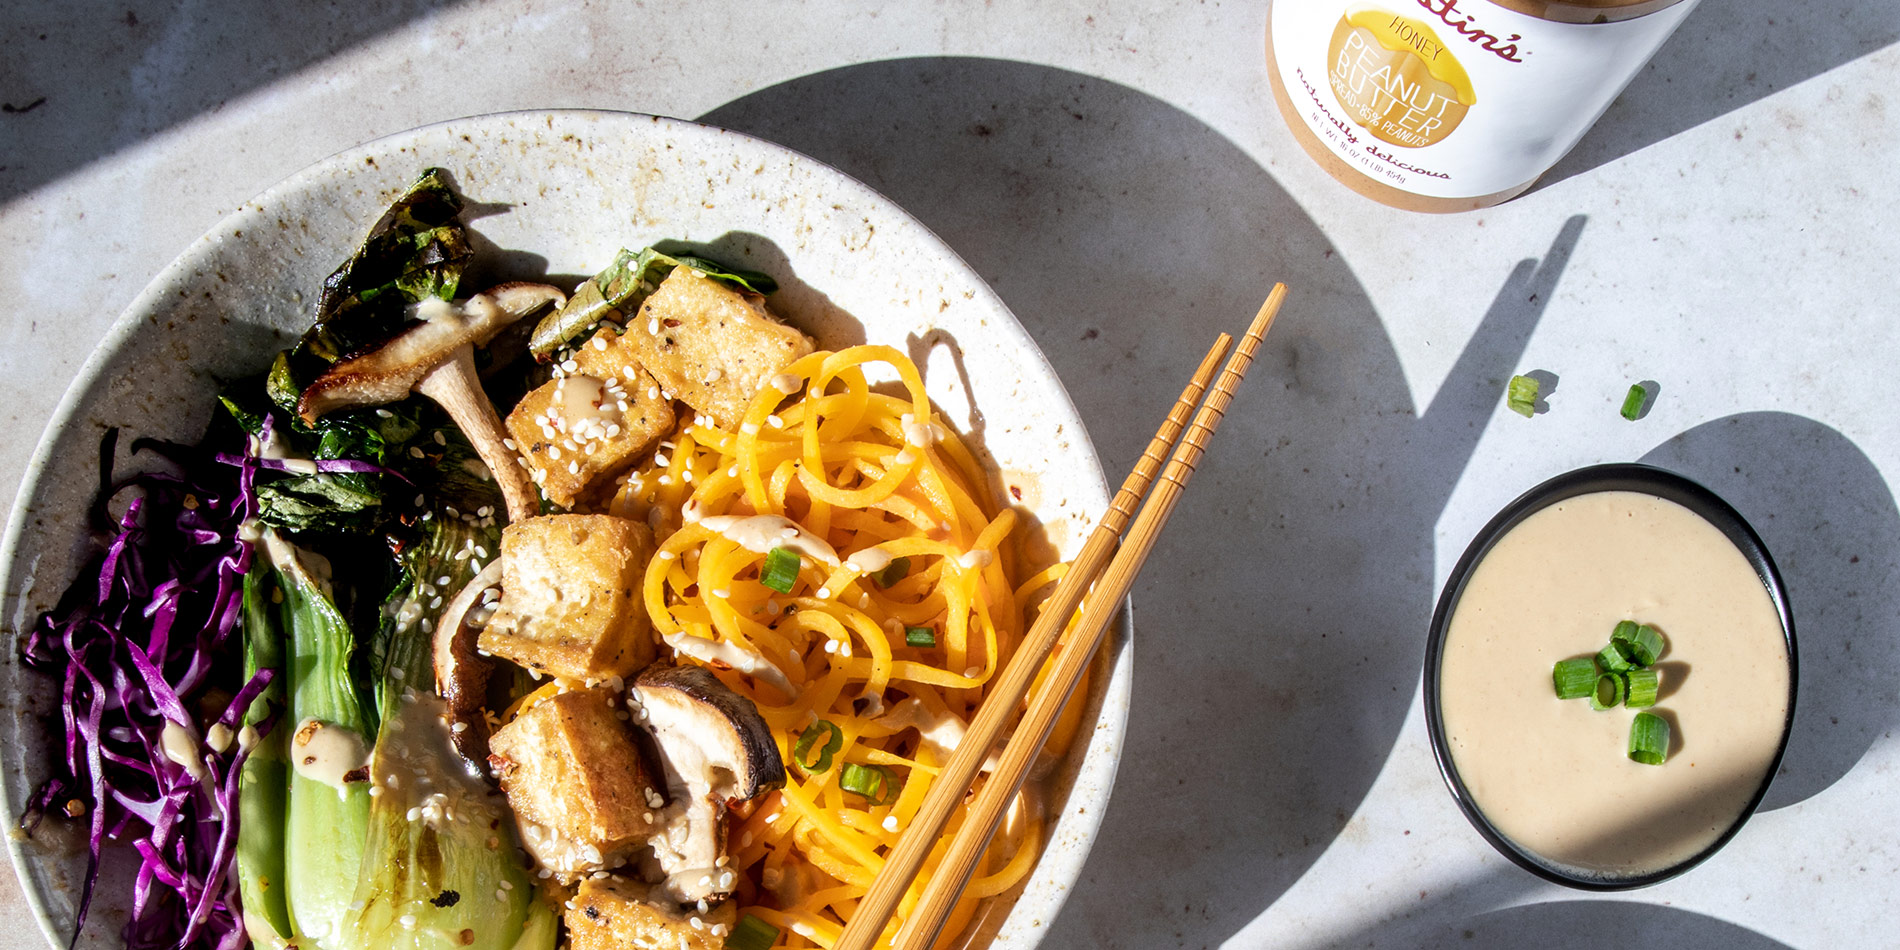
[1629,712,1670,765]
[1595,642,1634,674]
[840,762,901,806]
[1552,657,1598,700]
[1617,623,1666,667]
[1625,668,1660,708]
[905,626,937,648]
[793,719,843,773]
[1506,374,1539,418]
[728,913,781,950]
[1611,619,1640,645]
[872,556,911,589]
[1590,672,1627,711]
[1620,383,1650,421]
[759,546,801,594]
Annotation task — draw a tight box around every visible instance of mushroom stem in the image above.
[415,345,539,522]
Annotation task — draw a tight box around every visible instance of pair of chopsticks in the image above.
[833,284,1289,950]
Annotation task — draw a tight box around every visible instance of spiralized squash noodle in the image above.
[610,346,1082,948]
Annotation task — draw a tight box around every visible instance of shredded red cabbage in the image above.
[19,432,273,950]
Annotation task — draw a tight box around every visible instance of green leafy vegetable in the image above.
[527,245,778,359]
[277,168,471,406]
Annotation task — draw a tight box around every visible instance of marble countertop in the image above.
[3,1,1896,947]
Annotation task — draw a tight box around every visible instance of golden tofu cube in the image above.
[486,689,663,872]
[478,515,657,681]
[567,876,738,950]
[621,267,814,429]
[507,355,673,510]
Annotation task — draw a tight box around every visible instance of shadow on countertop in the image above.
[704,57,1574,950]
[1640,413,1900,812]
[1534,0,1900,191]
[0,0,460,204]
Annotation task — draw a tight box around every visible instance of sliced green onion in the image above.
[905,626,937,648]
[840,762,901,806]
[1590,672,1627,711]
[1629,712,1669,765]
[1625,667,1660,708]
[1552,657,1597,700]
[1595,642,1634,674]
[728,913,781,950]
[1506,374,1539,418]
[1611,619,1640,645]
[1615,622,1666,667]
[872,556,911,589]
[793,719,842,773]
[759,546,801,594]
[1620,383,1650,421]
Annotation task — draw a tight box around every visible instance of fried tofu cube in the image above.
[486,689,664,876]
[566,876,738,950]
[478,515,657,681]
[621,267,814,428]
[507,353,673,509]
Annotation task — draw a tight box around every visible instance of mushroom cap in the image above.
[630,664,785,903]
[298,282,565,423]
[632,664,785,801]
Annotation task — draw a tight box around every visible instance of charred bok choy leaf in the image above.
[276,168,471,402]
[527,245,777,359]
[338,420,550,950]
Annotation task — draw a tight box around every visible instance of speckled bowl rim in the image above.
[1423,463,1797,890]
[0,109,1131,947]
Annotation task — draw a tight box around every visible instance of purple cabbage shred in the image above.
[19,434,272,950]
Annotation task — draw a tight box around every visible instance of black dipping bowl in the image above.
[1424,463,1798,890]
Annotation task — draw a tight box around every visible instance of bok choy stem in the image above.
[237,566,292,948]
[269,528,374,947]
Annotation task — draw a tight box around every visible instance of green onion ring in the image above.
[1552,657,1597,700]
[1590,672,1627,711]
[1620,623,1666,667]
[840,762,901,806]
[793,719,843,773]
[759,546,801,594]
[728,913,781,950]
[1629,712,1670,765]
[905,626,937,649]
[1625,668,1660,708]
[1596,642,1634,674]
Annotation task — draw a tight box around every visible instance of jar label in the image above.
[1270,0,1698,200]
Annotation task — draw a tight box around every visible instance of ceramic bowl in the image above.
[0,110,1129,947]
[1423,463,1796,889]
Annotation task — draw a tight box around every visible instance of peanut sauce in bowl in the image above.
[1425,464,1796,888]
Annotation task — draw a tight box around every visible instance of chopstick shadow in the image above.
[1531,0,1900,194]
[702,57,1576,949]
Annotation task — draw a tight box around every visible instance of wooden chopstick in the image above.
[890,283,1286,950]
[830,331,1234,950]
[835,284,1288,950]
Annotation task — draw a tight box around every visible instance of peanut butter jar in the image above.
[1266,0,1700,212]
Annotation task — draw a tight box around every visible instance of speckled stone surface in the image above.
[2,1,1897,948]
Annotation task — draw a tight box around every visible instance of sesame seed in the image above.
[376,409,395,418]
[433,431,447,446]
[593,336,609,350]
[561,359,579,373]
[767,414,784,428]
[883,815,899,832]
[409,446,425,459]
[502,438,517,450]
